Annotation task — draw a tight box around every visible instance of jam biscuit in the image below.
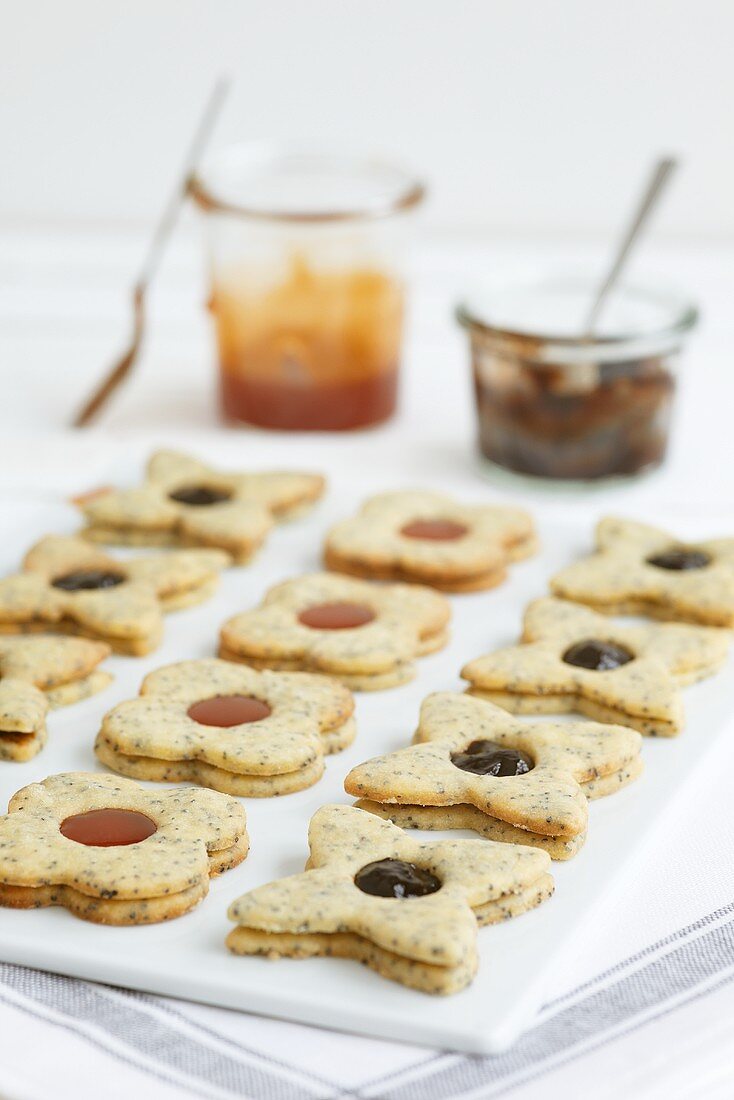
[0,636,111,762]
[226,803,553,995]
[77,449,325,562]
[347,692,643,860]
[462,597,729,737]
[95,658,356,796]
[551,516,734,627]
[0,535,229,656]
[0,772,248,925]
[219,573,451,691]
[324,490,537,592]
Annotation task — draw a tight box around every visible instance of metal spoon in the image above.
[72,77,230,428]
[584,156,678,334]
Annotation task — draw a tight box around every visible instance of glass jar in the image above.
[457,276,698,480]
[190,146,424,431]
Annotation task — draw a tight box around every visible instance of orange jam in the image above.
[211,256,404,430]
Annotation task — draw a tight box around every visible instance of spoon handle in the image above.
[72,78,230,428]
[584,156,678,334]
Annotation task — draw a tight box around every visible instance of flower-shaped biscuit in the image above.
[0,635,112,761]
[462,597,730,736]
[0,535,229,655]
[78,449,325,562]
[324,490,537,592]
[347,692,643,860]
[219,573,451,690]
[0,772,248,924]
[551,516,734,627]
[96,658,356,796]
[226,804,553,994]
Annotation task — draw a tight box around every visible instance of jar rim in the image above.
[189,142,426,223]
[456,276,699,351]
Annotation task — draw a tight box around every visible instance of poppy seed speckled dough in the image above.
[77,449,325,563]
[551,516,734,627]
[219,572,451,691]
[0,635,112,761]
[0,534,229,656]
[226,804,553,994]
[346,692,643,860]
[461,597,730,737]
[324,490,537,592]
[95,658,356,796]
[0,772,248,925]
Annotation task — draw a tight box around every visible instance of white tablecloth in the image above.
[1,229,733,1099]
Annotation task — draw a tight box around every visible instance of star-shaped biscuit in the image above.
[77,449,325,562]
[219,572,451,690]
[0,635,111,761]
[551,516,734,627]
[347,692,643,860]
[462,597,730,736]
[0,534,229,655]
[324,490,537,591]
[0,772,248,924]
[226,804,553,994]
[96,658,356,796]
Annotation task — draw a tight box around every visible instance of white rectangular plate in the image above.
[0,435,731,1055]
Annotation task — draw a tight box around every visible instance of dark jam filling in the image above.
[563,638,634,671]
[354,858,442,898]
[473,354,675,480]
[169,485,232,506]
[451,739,533,777]
[646,547,711,571]
[52,569,126,591]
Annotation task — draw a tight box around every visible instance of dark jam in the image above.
[646,547,711,571]
[354,858,441,898]
[451,739,533,777]
[52,570,125,591]
[169,485,232,506]
[563,639,634,671]
[473,354,676,480]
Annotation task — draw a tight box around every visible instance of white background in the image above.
[2,0,733,239]
[2,4,734,1092]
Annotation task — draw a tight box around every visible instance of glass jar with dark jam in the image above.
[457,277,698,480]
[190,147,424,431]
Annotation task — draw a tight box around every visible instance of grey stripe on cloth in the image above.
[0,986,213,1100]
[125,988,344,1092]
[0,963,337,1100]
[542,897,734,1013]
[360,909,734,1100]
[2,902,734,1100]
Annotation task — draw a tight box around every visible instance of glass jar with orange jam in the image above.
[190,147,424,430]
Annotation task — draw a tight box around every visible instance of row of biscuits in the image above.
[0,451,329,926]
[0,455,546,995]
[222,513,731,992]
[0,450,730,997]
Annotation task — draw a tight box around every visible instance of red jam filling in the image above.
[60,809,157,847]
[400,519,468,540]
[187,694,272,727]
[298,602,376,629]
